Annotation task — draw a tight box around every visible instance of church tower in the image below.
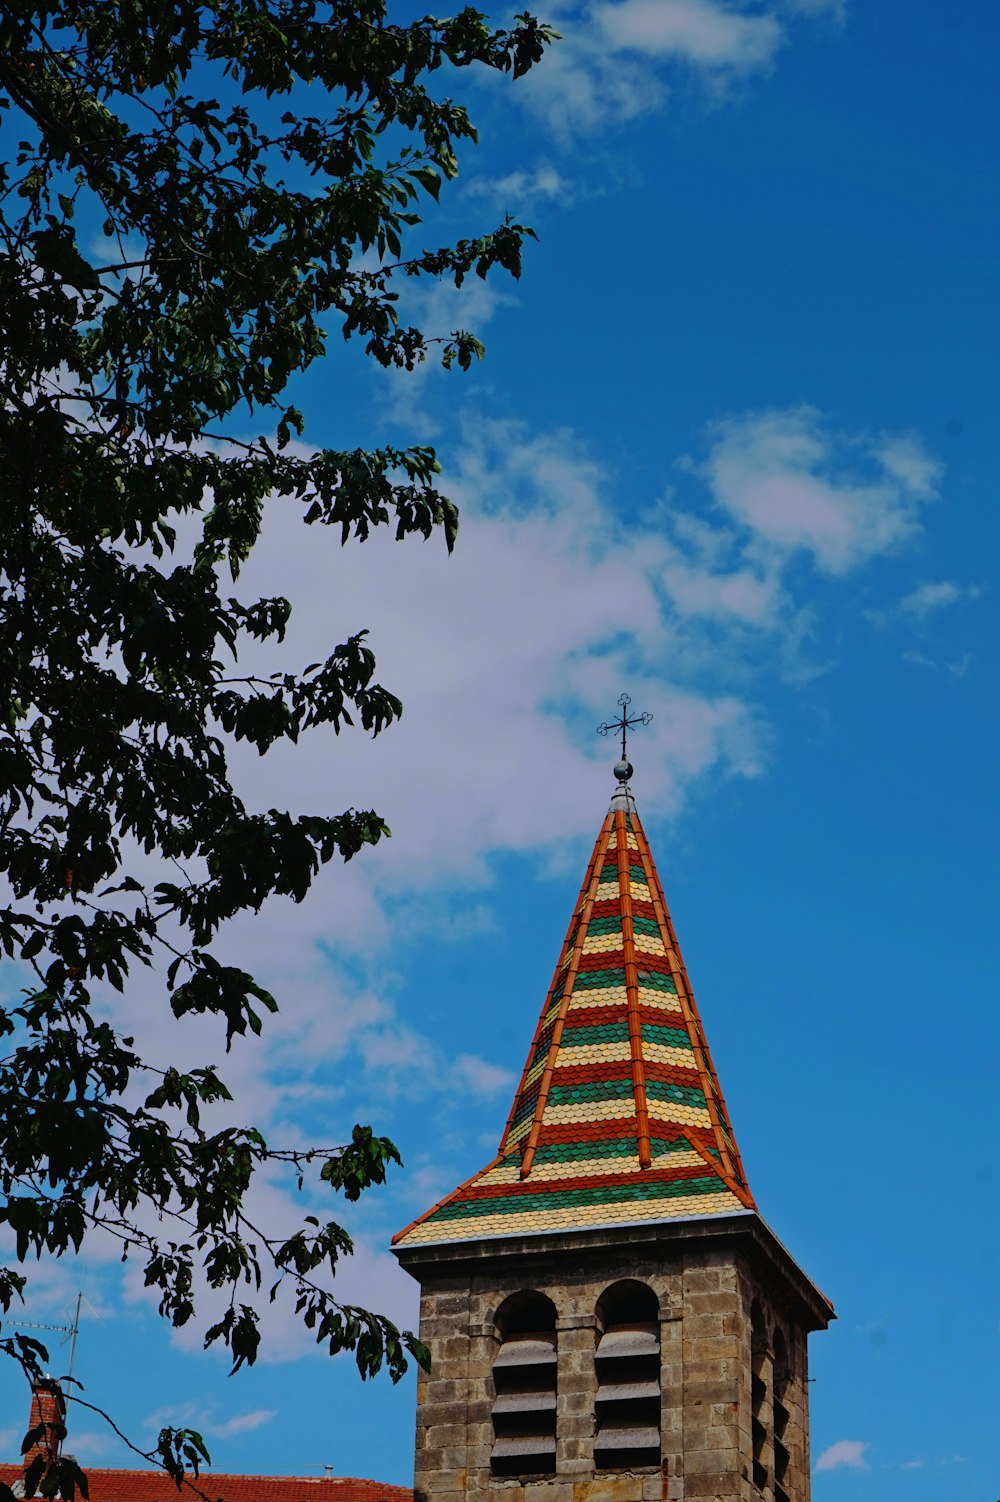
[393,733,833,1502]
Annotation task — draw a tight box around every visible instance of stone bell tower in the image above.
[393,735,833,1502]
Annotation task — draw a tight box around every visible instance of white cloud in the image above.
[698,407,940,574]
[512,0,840,135]
[593,0,781,73]
[465,163,575,209]
[450,1054,516,1098]
[661,551,783,625]
[516,21,665,137]
[223,416,769,916]
[872,434,941,497]
[816,1438,869,1472]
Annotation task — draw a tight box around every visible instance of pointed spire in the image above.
[394,768,754,1249]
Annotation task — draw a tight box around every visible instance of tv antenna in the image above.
[13,1291,94,1382]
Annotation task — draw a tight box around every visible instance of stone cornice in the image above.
[394,1210,834,1331]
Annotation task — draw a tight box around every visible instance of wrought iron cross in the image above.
[597,693,653,762]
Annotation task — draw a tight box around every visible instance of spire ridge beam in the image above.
[517,816,615,1181]
[631,816,755,1208]
[615,810,652,1170]
[497,836,603,1154]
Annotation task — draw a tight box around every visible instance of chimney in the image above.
[23,1379,65,1491]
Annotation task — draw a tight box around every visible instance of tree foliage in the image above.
[0,0,552,1479]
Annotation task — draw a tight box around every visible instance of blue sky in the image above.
[2,1,998,1498]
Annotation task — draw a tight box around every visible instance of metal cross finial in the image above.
[597,693,653,765]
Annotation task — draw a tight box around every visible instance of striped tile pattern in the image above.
[394,793,755,1248]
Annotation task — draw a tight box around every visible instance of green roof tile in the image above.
[427,1174,728,1223]
[642,1023,692,1049]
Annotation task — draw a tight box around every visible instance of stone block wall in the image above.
[408,1228,818,1502]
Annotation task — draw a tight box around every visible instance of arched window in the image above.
[772,1327,791,1502]
[491,1291,558,1477]
[594,1281,660,1470]
[751,1300,769,1494]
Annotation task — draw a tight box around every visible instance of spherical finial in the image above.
[614,757,633,785]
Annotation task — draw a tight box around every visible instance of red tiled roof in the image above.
[0,1466,412,1502]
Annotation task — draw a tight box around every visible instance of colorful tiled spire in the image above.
[394,773,754,1249]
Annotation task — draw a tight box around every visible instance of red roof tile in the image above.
[0,1465,411,1502]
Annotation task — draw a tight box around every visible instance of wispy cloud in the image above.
[903,648,976,680]
[872,1451,966,1473]
[143,1403,276,1440]
[206,1409,277,1439]
[896,579,984,619]
[816,1438,869,1472]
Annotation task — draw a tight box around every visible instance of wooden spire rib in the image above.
[518,813,614,1180]
[632,813,755,1208]
[497,836,598,1155]
[615,808,652,1169]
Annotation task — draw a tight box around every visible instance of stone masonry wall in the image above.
[411,1239,813,1502]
